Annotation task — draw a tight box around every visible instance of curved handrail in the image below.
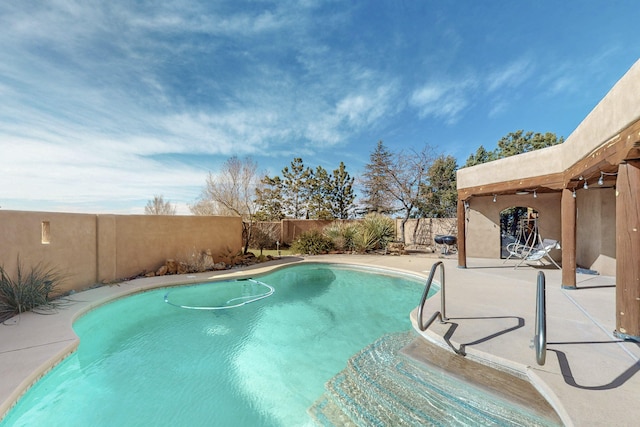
[417,261,447,331]
[534,271,546,365]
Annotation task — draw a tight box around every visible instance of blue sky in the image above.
[1,1,639,214]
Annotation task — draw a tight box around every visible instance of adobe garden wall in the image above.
[0,210,242,293]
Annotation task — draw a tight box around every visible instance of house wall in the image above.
[465,193,562,261]
[576,188,616,275]
[0,211,243,293]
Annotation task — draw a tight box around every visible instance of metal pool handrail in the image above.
[534,271,547,365]
[417,261,448,331]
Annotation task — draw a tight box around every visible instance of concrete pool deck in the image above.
[1,253,639,426]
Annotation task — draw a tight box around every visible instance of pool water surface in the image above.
[1,263,427,426]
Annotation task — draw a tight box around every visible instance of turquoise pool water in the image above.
[1,263,427,426]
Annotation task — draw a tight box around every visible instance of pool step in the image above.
[309,332,562,427]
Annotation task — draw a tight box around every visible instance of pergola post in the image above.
[457,199,467,268]
[615,160,640,341]
[561,188,577,288]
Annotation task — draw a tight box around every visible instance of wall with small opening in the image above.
[0,211,243,294]
[464,192,562,261]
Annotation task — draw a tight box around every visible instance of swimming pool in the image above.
[0,263,427,426]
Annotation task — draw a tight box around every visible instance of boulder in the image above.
[387,242,405,255]
[213,262,227,270]
[200,250,215,271]
[166,259,178,275]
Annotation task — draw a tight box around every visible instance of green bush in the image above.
[356,213,395,253]
[0,258,65,322]
[291,229,334,255]
[323,221,359,252]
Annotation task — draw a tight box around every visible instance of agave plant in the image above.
[356,213,395,252]
[0,257,65,322]
[323,221,359,252]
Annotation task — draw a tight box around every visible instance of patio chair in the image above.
[506,238,561,269]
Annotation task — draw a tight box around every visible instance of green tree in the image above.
[465,130,563,167]
[360,141,396,214]
[255,175,285,221]
[418,155,458,218]
[496,130,563,158]
[281,157,312,218]
[306,165,333,220]
[329,161,356,219]
[464,145,496,167]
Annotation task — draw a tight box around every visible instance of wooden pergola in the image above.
[456,117,640,342]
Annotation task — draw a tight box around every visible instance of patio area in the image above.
[1,252,638,426]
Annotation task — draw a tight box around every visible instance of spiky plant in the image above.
[0,258,65,322]
[356,213,395,252]
[323,222,359,252]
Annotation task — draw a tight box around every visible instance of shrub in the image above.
[291,229,334,255]
[250,226,277,255]
[356,213,395,253]
[0,258,65,322]
[323,221,359,252]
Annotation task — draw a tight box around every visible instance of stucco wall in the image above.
[396,218,457,247]
[0,211,99,293]
[280,219,336,244]
[0,211,242,293]
[576,188,616,275]
[465,193,562,261]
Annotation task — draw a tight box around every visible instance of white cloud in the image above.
[486,57,534,92]
[410,78,477,124]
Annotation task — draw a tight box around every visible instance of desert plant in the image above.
[291,229,334,255]
[250,225,278,255]
[0,258,65,322]
[356,213,395,252]
[323,221,358,252]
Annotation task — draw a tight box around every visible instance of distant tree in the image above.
[281,158,312,218]
[144,195,177,215]
[328,161,356,219]
[306,165,333,219]
[464,130,563,167]
[257,159,356,221]
[191,156,261,254]
[385,145,435,243]
[189,199,215,215]
[360,141,396,214]
[464,145,497,167]
[255,175,285,221]
[496,130,563,158]
[418,155,458,218]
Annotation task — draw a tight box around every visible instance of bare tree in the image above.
[191,156,261,254]
[144,195,177,215]
[384,145,435,243]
